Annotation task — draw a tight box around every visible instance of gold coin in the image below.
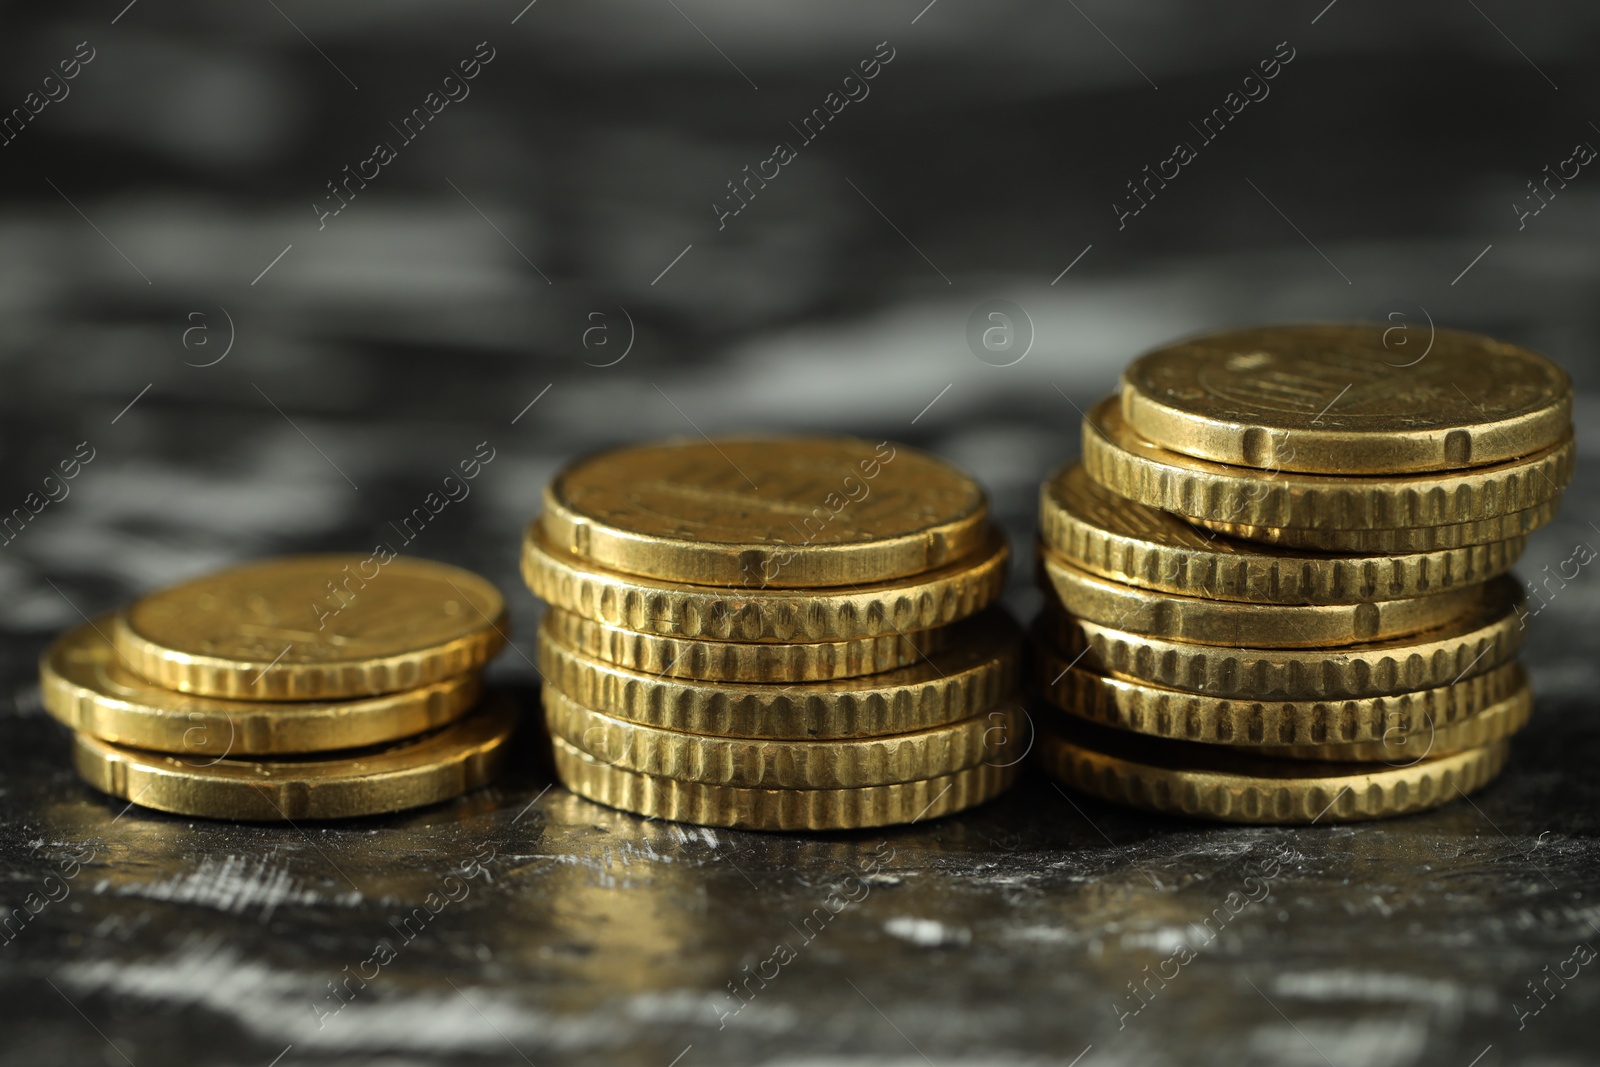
[541,437,988,587]
[1120,324,1572,474]
[1257,684,1531,762]
[71,695,516,821]
[538,609,1023,738]
[522,521,1007,642]
[541,609,948,683]
[1195,501,1558,552]
[1036,722,1508,824]
[114,555,507,700]
[544,687,1018,789]
[550,734,1019,830]
[1035,653,1525,745]
[1038,575,1525,699]
[42,619,482,755]
[1039,550,1485,648]
[1083,397,1573,531]
[1041,463,1525,602]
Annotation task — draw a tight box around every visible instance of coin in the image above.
[540,438,989,587]
[1195,501,1558,552]
[1082,397,1573,530]
[1034,654,1525,745]
[1256,683,1531,762]
[42,619,482,755]
[1040,463,1525,602]
[71,695,517,821]
[542,609,949,683]
[114,555,507,700]
[1036,720,1508,824]
[538,609,1023,738]
[1040,550,1485,647]
[550,734,1019,830]
[1120,324,1572,474]
[545,686,1018,789]
[522,521,1007,642]
[1038,575,1525,699]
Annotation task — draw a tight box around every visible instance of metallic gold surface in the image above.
[1257,684,1531,762]
[542,608,948,683]
[1040,463,1525,602]
[537,609,1023,738]
[1082,397,1573,530]
[1039,550,1485,647]
[1120,324,1572,474]
[1195,501,1558,552]
[544,687,1019,789]
[522,522,1007,641]
[42,619,481,755]
[1035,655,1525,745]
[1038,576,1525,699]
[114,555,507,700]
[540,437,989,587]
[71,695,516,821]
[550,734,1019,830]
[1036,722,1508,824]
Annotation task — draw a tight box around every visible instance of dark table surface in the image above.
[2,3,1598,1065]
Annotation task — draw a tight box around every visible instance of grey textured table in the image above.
[2,3,1599,1065]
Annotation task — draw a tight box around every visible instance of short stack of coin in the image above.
[43,555,515,821]
[1034,324,1574,823]
[522,437,1027,831]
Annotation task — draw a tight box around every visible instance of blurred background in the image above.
[3,3,1599,1065]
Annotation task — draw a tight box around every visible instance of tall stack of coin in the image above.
[522,437,1026,831]
[43,556,515,820]
[1035,325,1574,823]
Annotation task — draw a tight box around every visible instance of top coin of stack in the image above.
[1035,324,1573,823]
[43,555,517,821]
[522,437,1027,830]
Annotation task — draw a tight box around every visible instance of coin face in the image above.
[541,437,988,586]
[116,555,506,699]
[1121,324,1572,473]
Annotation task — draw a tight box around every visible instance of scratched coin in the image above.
[43,618,482,754]
[540,437,989,587]
[1120,324,1572,474]
[113,555,507,700]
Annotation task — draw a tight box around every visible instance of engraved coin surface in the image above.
[1036,719,1508,824]
[522,522,1007,642]
[550,734,1019,831]
[1040,463,1525,602]
[1121,324,1572,473]
[538,609,1023,739]
[1040,551,1486,648]
[1035,656,1524,746]
[545,687,1016,789]
[541,437,989,587]
[71,696,516,821]
[1083,397,1573,531]
[114,555,507,700]
[1038,575,1526,699]
[43,619,481,755]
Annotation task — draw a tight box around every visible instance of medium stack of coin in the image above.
[1035,324,1573,823]
[522,437,1027,831]
[42,555,515,820]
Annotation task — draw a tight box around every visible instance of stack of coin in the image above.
[43,555,515,821]
[1035,324,1574,823]
[522,437,1027,831]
